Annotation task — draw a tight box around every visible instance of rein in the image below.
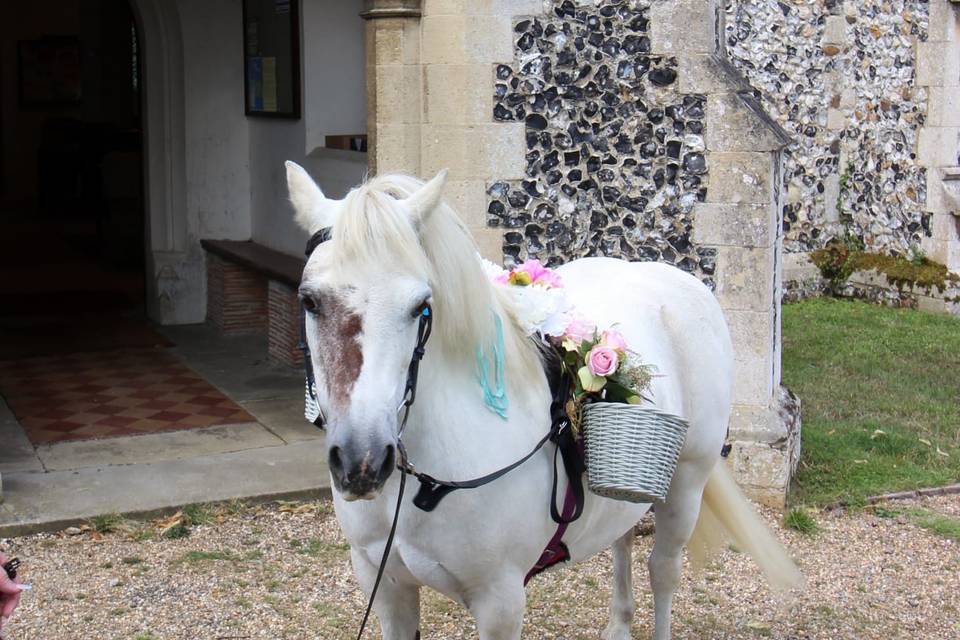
[300,227,584,640]
[355,303,430,640]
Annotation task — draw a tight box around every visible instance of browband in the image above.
[305,227,333,256]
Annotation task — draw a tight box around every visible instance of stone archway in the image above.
[128,0,201,325]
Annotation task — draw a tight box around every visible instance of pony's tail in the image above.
[688,462,805,593]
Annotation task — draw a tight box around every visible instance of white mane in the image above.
[328,173,545,385]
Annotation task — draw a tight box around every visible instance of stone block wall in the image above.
[364,0,542,259]
[482,0,797,506]
[921,3,960,279]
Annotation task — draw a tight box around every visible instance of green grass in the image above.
[915,513,960,541]
[161,523,190,540]
[784,298,960,505]
[291,537,351,560]
[88,513,124,534]
[902,507,960,541]
[868,505,960,541]
[783,508,819,535]
[181,503,215,527]
[180,550,236,563]
[132,526,155,542]
[177,548,264,565]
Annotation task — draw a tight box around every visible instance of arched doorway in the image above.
[0,0,193,349]
[127,0,194,325]
[0,0,160,356]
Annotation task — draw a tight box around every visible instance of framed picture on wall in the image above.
[18,37,82,107]
[242,0,301,118]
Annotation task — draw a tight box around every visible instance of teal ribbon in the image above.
[476,312,508,419]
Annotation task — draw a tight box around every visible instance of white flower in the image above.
[480,255,573,340]
[505,284,573,339]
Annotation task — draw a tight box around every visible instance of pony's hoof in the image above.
[601,625,632,640]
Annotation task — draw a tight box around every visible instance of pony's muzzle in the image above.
[329,442,396,500]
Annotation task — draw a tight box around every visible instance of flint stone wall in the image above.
[487,1,717,285]
[482,0,797,507]
[727,0,960,313]
[727,0,933,256]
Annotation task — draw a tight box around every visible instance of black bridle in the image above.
[299,227,583,640]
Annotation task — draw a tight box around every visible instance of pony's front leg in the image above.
[468,577,526,640]
[350,548,421,640]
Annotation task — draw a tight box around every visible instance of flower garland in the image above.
[484,258,654,428]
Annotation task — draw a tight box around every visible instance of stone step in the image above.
[0,440,330,538]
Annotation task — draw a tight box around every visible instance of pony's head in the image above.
[286,162,537,500]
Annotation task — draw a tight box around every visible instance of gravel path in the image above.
[1,495,957,639]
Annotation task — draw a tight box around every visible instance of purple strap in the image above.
[524,480,577,585]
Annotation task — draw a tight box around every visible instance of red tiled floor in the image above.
[0,348,255,445]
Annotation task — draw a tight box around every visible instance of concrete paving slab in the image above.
[35,423,286,472]
[241,398,323,443]
[194,359,303,402]
[158,324,264,357]
[0,398,43,474]
[0,437,330,537]
[160,324,303,403]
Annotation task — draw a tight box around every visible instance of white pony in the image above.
[286,162,802,640]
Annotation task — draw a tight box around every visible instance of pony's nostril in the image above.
[329,446,344,475]
[379,444,396,478]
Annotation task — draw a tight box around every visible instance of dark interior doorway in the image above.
[0,0,159,359]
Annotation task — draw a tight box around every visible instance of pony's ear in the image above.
[404,169,448,224]
[286,161,331,232]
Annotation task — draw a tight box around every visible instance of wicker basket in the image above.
[582,403,690,503]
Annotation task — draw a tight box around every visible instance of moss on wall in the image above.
[811,245,960,295]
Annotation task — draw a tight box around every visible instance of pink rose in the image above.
[563,315,596,345]
[516,259,563,288]
[587,345,619,377]
[601,329,628,354]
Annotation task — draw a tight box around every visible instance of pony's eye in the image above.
[411,300,431,319]
[300,294,321,315]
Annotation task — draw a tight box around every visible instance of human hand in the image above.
[0,553,23,634]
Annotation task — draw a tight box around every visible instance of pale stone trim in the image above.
[918,1,960,284]
[361,0,422,19]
